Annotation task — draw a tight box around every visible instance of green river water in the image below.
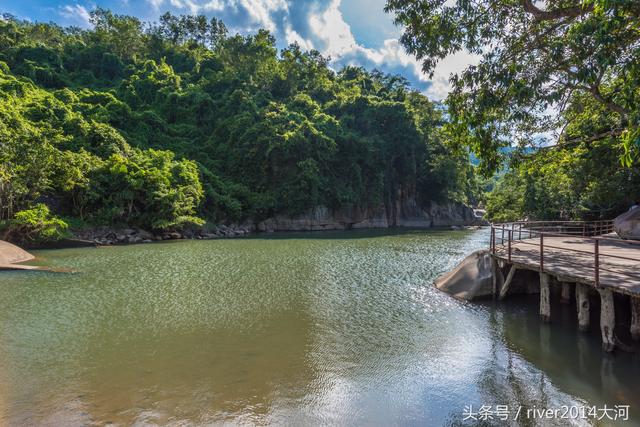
[0,229,638,426]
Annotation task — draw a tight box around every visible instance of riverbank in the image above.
[63,201,487,246]
[68,223,486,247]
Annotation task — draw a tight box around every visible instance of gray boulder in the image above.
[434,250,494,300]
[614,208,640,240]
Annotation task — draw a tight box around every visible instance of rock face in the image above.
[257,199,484,232]
[434,250,494,300]
[67,198,484,246]
[614,208,640,239]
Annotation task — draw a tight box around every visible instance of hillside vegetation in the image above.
[0,10,478,239]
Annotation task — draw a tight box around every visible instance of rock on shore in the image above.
[72,224,254,245]
[257,201,486,232]
[69,200,485,246]
[0,240,35,265]
[614,208,640,240]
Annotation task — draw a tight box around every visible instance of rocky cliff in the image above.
[257,199,484,232]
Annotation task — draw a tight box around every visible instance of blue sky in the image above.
[1,0,475,99]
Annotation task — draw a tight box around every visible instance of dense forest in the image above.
[0,9,478,241]
[388,0,640,223]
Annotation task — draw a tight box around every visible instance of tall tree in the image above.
[386,0,640,172]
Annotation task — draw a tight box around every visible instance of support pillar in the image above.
[631,296,640,341]
[540,273,551,322]
[492,258,504,299]
[560,282,571,304]
[491,258,498,299]
[599,288,615,352]
[499,264,517,301]
[576,284,590,332]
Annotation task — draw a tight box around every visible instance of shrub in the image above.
[8,204,68,243]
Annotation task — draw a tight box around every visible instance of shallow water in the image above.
[0,229,638,426]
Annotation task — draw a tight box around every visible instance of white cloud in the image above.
[301,1,435,94]
[237,0,288,33]
[59,4,92,28]
[284,26,315,51]
[308,0,355,56]
[147,0,165,8]
[425,51,480,100]
[286,0,476,100]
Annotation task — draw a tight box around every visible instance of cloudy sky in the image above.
[1,0,475,100]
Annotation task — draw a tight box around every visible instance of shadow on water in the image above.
[236,227,481,241]
[466,295,640,426]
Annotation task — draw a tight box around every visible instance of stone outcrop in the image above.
[614,208,640,240]
[434,250,494,300]
[71,224,255,245]
[257,200,484,232]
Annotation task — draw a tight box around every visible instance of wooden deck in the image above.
[493,233,640,296]
[488,221,640,352]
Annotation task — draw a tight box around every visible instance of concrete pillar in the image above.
[631,296,640,341]
[491,257,499,299]
[540,273,551,322]
[576,284,590,332]
[560,282,571,304]
[599,289,615,352]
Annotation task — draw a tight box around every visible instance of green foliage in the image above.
[486,141,640,222]
[87,149,204,229]
[0,11,477,234]
[7,204,68,243]
[386,0,640,172]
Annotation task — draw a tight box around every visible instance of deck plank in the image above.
[493,235,640,295]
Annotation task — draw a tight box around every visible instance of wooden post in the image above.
[540,272,551,322]
[599,288,615,352]
[491,257,498,299]
[540,234,544,272]
[560,282,571,304]
[499,264,517,300]
[576,284,590,332]
[631,296,640,341]
[491,227,495,254]
[508,230,512,262]
[594,239,600,286]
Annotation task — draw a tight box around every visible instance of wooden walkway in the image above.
[485,222,640,352]
[494,235,640,295]
[491,222,640,296]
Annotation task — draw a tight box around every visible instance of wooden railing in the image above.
[490,220,640,286]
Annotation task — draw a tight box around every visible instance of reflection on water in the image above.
[0,229,637,425]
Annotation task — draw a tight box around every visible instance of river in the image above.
[0,229,637,425]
